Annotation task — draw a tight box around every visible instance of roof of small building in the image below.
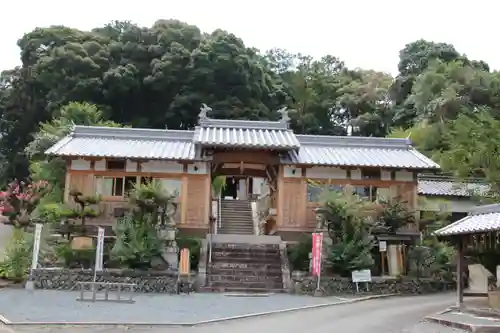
[434,204,500,236]
[45,126,196,160]
[417,175,490,197]
[45,106,440,169]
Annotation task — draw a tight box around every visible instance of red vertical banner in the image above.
[311,232,323,276]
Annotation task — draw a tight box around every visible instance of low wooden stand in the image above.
[76,281,136,303]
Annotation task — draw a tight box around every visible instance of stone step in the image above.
[210,261,282,270]
[221,217,253,220]
[220,221,253,225]
[218,228,254,232]
[218,226,253,229]
[209,274,283,283]
[209,280,283,289]
[200,286,286,294]
[211,247,280,254]
[208,267,283,277]
[211,251,280,259]
[218,231,254,235]
[212,243,280,250]
[221,205,251,209]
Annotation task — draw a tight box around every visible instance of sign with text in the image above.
[379,241,387,252]
[31,223,43,270]
[351,269,372,283]
[179,248,191,276]
[311,232,323,276]
[95,227,105,271]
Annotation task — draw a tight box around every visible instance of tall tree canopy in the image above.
[1,19,499,197]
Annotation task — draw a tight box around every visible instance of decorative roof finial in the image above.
[277,107,291,125]
[199,103,212,123]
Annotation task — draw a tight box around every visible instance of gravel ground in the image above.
[0,290,347,324]
[0,293,468,333]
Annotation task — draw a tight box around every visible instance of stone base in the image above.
[488,291,500,309]
[292,275,455,296]
[32,268,196,293]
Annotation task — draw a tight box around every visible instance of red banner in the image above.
[311,232,323,276]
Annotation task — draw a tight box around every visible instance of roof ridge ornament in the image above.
[199,103,212,124]
[277,107,292,127]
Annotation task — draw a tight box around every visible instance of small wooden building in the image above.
[418,175,489,222]
[46,107,439,241]
[435,204,500,307]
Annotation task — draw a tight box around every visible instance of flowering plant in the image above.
[0,180,51,228]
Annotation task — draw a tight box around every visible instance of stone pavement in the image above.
[0,289,351,324]
[0,293,466,332]
[426,310,500,332]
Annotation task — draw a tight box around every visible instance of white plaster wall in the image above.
[187,162,208,174]
[141,161,183,173]
[125,160,137,172]
[305,167,347,179]
[283,166,301,178]
[70,159,91,171]
[395,170,414,181]
[94,159,106,171]
[381,170,392,181]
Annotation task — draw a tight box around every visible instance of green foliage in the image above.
[0,229,33,281]
[376,198,415,233]
[24,102,121,201]
[54,241,95,269]
[212,176,227,197]
[128,180,177,226]
[287,235,312,271]
[318,190,375,277]
[0,21,498,202]
[110,214,163,269]
[176,237,201,270]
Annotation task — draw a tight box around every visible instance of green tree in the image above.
[26,102,121,202]
[318,190,375,277]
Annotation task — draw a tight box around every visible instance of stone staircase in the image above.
[204,235,287,293]
[218,199,254,235]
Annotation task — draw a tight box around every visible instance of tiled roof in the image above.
[282,135,440,169]
[45,126,196,160]
[194,118,300,150]
[435,204,500,236]
[45,116,440,170]
[418,176,489,197]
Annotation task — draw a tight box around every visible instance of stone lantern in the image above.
[159,204,178,269]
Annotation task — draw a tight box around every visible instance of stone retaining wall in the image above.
[32,268,193,293]
[292,274,455,296]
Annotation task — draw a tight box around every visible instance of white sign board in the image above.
[31,223,43,270]
[95,227,105,271]
[379,241,387,252]
[352,269,372,283]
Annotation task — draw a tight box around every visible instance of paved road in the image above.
[0,294,465,332]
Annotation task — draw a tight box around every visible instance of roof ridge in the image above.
[198,118,289,130]
[296,134,412,149]
[72,125,194,141]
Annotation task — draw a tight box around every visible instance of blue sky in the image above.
[1,0,497,75]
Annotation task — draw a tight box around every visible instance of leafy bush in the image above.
[0,229,33,281]
[111,214,163,269]
[287,235,312,271]
[318,190,375,277]
[176,237,201,270]
[53,241,95,268]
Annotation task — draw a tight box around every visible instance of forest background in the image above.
[0,20,498,197]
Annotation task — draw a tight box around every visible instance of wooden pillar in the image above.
[456,237,464,307]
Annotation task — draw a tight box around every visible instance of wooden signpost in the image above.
[177,248,191,294]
